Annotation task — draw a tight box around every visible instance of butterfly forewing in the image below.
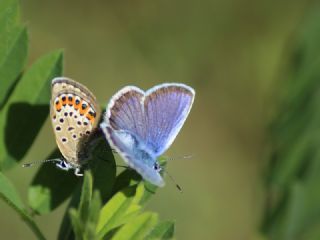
[105,83,195,156]
[107,87,146,137]
[50,77,100,167]
[144,84,194,155]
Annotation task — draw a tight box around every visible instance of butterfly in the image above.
[50,77,100,176]
[100,83,195,186]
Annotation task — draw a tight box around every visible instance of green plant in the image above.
[0,1,175,239]
[261,4,320,240]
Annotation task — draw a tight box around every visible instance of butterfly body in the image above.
[50,77,100,176]
[101,83,195,186]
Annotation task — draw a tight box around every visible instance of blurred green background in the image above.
[0,0,316,239]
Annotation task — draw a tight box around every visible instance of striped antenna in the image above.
[163,168,182,192]
[165,154,193,162]
[22,158,61,168]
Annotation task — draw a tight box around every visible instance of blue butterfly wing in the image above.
[100,124,164,187]
[144,83,195,155]
[102,84,194,186]
[106,86,148,141]
[105,84,195,156]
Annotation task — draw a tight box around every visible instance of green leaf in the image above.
[58,184,82,240]
[67,183,102,240]
[69,208,82,240]
[57,151,116,239]
[0,172,46,240]
[112,168,141,194]
[0,171,23,209]
[28,148,80,214]
[146,221,175,240]
[89,137,117,202]
[112,212,158,240]
[0,26,28,105]
[79,171,93,223]
[0,0,26,106]
[96,185,137,238]
[112,156,167,206]
[88,190,101,236]
[85,191,102,240]
[0,50,63,169]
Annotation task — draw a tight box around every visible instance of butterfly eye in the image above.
[153,163,161,172]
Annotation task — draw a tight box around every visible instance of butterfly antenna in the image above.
[163,168,182,192]
[22,159,61,168]
[165,154,193,161]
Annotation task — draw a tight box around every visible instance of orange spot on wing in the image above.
[86,114,94,121]
[68,96,74,106]
[61,96,67,106]
[55,101,62,112]
[79,104,87,115]
[74,99,81,110]
[86,111,96,124]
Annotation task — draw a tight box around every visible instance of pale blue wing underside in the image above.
[101,124,164,186]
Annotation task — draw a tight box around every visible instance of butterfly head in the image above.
[153,162,162,172]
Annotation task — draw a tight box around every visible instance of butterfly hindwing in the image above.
[101,125,164,186]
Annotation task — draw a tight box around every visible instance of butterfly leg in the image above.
[74,168,83,176]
